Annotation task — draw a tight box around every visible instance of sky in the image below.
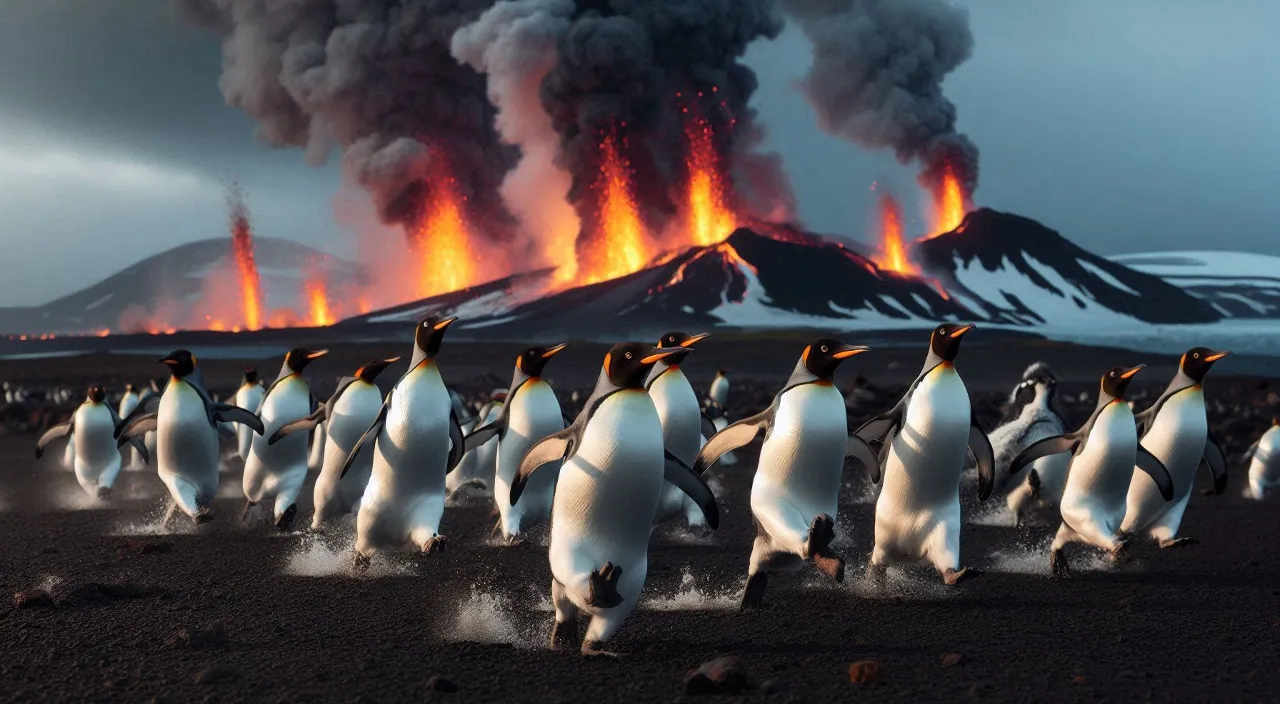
[0,0,1276,306]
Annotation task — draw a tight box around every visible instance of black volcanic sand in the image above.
[1,340,1279,702]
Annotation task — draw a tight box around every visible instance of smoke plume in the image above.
[178,0,516,241]
[781,0,979,197]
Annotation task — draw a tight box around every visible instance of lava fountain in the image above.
[227,189,263,331]
[684,112,736,247]
[305,275,334,327]
[874,193,917,275]
[932,162,969,235]
[410,160,478,299]
[579,133,651,285]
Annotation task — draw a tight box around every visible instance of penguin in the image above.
[343,317,467,563]
[645,332,716,532]
[116,351,264,523]
[989,365,1070,526]
[233,369,265,463]
[514,342,720,656]
[268,357,401,532]
[308,420,326,471]
[1120,348,1230,547]
[708,369,730,408]
[702,402,737,466]
[448,390,504,501]
[464,345,569,543]
[117,384,144,469]
[1244,418,1280,500]
[855,324,996,586]
[137,378,163,464]
[242,347,329,530]
[1010,365,1174,577]
[37,385,147,499]
[61,433,76,472]
[695,339,879,609]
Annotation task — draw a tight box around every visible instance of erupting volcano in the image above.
[227,188,263,331]
[874,193,916,275]
[410,161,479,299]
[932,162,969,235]
[683,105,736,248]
[578,133,652,286]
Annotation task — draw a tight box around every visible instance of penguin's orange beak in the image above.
[1120,364,1146,379]
[949,324,975,339]
[306,349,330,360]
[679,333,710,348]
[433,316,458,331]
[1204,350,1230,363]
[384,356,402,364]
[641,349,678,365]
[542,343,568,358]
[833,344,872,359]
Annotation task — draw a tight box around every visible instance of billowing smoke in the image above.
[451,0,580,275]
[781,0,979,197]
[178,0,515,241]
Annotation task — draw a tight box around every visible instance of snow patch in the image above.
[1077,259,1139,295]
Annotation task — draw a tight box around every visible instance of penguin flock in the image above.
[27,318,1275,657]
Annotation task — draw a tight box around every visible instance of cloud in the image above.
[0,142,207,195]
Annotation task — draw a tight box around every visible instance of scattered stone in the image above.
[167,622,228,649]
[685,656,756,695]
[942,653,966,667]
[14,589,56,610]
[848,661,884,686]
[194,664,239,685]
[425,675,458,693]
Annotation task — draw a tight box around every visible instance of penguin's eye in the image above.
[1193,353,1200,359]
[820,345,829,353]
[624,352,633,360]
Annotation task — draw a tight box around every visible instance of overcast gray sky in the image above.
[1,0,1276,305]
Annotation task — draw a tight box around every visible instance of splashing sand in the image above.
[641,569,739,611]
[111,502,198,536]
[986,536,1114,576]
[283,536,415,578]
[448,586,542,648]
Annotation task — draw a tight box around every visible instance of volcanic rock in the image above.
[13,589,56,610]
[167,622,228,650]
[848,660,885,686]
[942,653,967,667]
[684,656,757,695]
[425,675,458,693]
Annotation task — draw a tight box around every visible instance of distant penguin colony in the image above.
[30,315,1269,656]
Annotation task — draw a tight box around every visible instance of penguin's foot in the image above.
[812,552,845,583]
[505,533,527,547]
[1050,549,1072,579]
[1158,537,1199,550]
[240,500,257,522]
[193,507,214,524]
[580,641,623,659]
[274,503,298,532]
[550,619,580,651]
[587,563,624,609]
[352,552,372,574]
[96,486,113,501]
[740,572,770,612]
[865,563,888,589]
[422,536,449,555]
[942,567,983,586]
[805,514,837,560]
[1107,537,1132,563]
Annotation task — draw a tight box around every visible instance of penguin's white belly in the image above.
[710,377,729,406]
[551,391,664,574]
[1122,390,1206,532]
[73,405,120,491]
[752,384,847,523]
[1062,403,1136,537]
[315,384,383,513]
[368,366,451,498]
[244,378,311,500]
[495,382,564,523]
[651,371,705,523]
[235,385,265,460]
[157,382,219,490]
[1248,429,1280,499]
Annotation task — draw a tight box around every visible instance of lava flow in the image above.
[228,191,263,331]
[684,113,736,247]
[410,161,478,299]
[874,193,917,275]
[579,133,651,285]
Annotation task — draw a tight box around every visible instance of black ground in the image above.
[1,338,1278,703]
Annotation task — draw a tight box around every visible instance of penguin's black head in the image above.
[929,323,974,363]
[123,383,135,394]
[158,350,197,378]
[284,348,329,373]
[242,368,258,385]
[801,338,872,381]
[654,331,709,366]
[415,316,457,360]
[87,385,106,403]
[603,342,677,389]
[1101,365,1145,400]
[516,343,567,378]
[356,357,401,383]
[716,368,728,377]
[1180,347,1229,383]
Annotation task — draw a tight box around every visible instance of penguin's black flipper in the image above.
[115,396,160,439]
[1202,433,1228,495]
[269,407,327,445]
[512,426,579,506]
[35,421,73,460]
[340,394,391,480]
[663,450,720,530]
[128,436,151,465]
[1136,445,1175,501]
[700,412,717,441]
[694,407,773,474]
[116,413,159,448]
[445,409,465,472]
[854,405,903,445]
[1009,434,1079,474]
[462,416,505,454]
[844,434,882,483]
[212,403,265,435]
[1134,406,1157,439]
[968,411,996,501]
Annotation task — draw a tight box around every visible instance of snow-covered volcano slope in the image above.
[1111,251,1280,319]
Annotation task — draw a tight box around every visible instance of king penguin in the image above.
[989,364,1070,526]
[233,369,265,463]
[708,369,730,408]
[702,402,737,466]
[696,339,879,609]
[646,332,716,533]
[1011,365,1174,576]
[242,347,329,530]
[464,344,569,544]
[267,357,400,532]
[344,317,467,563]
[514,342,720,655]
[1120,348,1229,547]
[37,385,147,499]
[856,324,996,586]
[1245,418,1280,500]
[116,350,263,523]
[449,390,504,501]
[117,384,144,469]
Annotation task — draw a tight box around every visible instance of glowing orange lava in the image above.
[875,193,917,275]
[933,162,968,235]
[305,276,334,327]
[228,194,264,330]
[685,118,735,247]
[579,133,651,285]
[410,161,478,299]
